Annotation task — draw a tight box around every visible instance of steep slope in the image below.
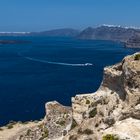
[78,26,140,48]
[64,52,140,140]
[0,52,140,140]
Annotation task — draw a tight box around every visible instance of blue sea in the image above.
[0,36,139,126]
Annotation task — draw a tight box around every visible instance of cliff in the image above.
[78,26,140,48]
[0,52,140,140]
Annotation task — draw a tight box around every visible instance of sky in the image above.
[0,0,140,32]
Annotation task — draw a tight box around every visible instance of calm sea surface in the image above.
[0,36,139,126]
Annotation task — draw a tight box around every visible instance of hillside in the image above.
[0,28,80,37]
[0,52,140,140]
[78,26,140,48]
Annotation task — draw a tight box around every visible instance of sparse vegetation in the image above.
[6,120,17,129]
[78,128,93,135]
[44,127,49,136]
[9,120,17,125]
[23,121,29,124]
[71,119,77,129]
[95,123,99,127]
[89,108,97,118]
[63,130,67,136]
[19,135,23,140]
[86,99,90,104]
[39,127,49,140]
[69,135,78,140]
[26,129,31,136]
[83,129,93,135]
[39,134,48,140]
[77,128,83,134]
[104,117,115,126]
[102,134,119,140]
[134,54,140,60]
[91,102,96,107]
[56,120,65,126]
[7,123,14,129]
[38,124,44,129]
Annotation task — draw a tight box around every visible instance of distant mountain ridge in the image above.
[30,28,80,37]
[0,26,140,48]
[0,28,80,37]
[78,25,140,48]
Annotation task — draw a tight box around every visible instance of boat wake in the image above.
[23,56,93,67]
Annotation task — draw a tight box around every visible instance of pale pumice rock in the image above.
[64,52,140,140]
[1,52,140,140]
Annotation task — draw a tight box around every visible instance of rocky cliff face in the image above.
[0,52,140,140]
[65,52,140,140]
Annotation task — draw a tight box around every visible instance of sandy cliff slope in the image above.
[0,52,140,140]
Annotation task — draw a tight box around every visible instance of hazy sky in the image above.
[0,0,140,32]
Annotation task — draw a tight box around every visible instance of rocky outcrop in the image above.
[63,52,140,140]
[0,52,140,140]
[44,101,72,139]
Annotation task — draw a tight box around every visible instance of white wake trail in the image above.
[24,57,93,67]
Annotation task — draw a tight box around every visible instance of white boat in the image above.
[84,63,93,66]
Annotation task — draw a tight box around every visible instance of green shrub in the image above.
[71,119,77,129]
[6,120,17,129]
[89,108,97,118]
[134,54,140,60]
[78,128,93,135]
[56,120,65,126]
[23,121,29,124]
[102,134,119,140]
[19,135,23,140]
[44,127,49,136]
[83,129,93,135]
[39,133,48,140]
[69,135,78,140]
[86,99,90,104]
[39,128,49,140]
[77,128,83,134]
[95,123,99,127]
[26,129,31,136]
[7,123,14,129]
[9,120,17,125]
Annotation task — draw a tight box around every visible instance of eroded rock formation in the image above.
[0,52,140,140]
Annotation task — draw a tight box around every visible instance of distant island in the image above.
[0,40,31,44]
[78,25,140,48]
[0,28,80,37]
[0,26,140,48]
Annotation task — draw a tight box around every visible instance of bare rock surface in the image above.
[1,52,140,140]
[64,52,140,140]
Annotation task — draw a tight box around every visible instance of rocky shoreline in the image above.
[0,52,140,140]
